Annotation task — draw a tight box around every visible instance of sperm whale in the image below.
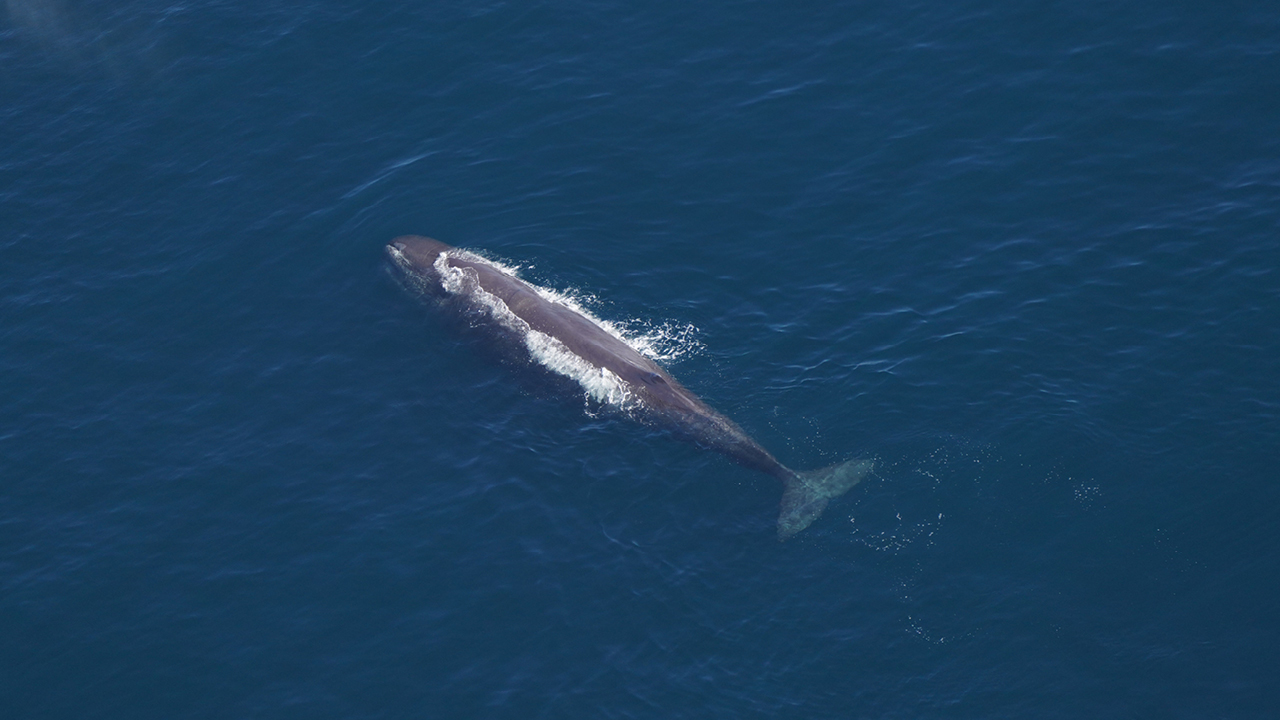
[386,236,872,539]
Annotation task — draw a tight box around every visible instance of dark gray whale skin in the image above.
[386,235,871,539]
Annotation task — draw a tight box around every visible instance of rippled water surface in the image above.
[3,2,1278,718]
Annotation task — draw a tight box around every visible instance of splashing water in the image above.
[431,248,702,409]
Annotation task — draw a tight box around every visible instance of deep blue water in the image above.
[3,1,1279,717]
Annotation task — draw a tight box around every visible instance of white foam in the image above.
[528,285,704,363]
[523,329,634,407]
[624,319,705,363]
[434,250,683,409]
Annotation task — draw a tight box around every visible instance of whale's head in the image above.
[386,235,453,295]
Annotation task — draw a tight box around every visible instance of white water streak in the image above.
[433,250,689,408]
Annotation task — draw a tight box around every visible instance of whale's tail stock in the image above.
[777,458,875,541]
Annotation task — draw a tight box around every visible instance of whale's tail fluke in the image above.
[777,458,874,541]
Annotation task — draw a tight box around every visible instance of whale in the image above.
[386,235,872,540]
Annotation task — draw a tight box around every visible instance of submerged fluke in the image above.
[777,458,875,541]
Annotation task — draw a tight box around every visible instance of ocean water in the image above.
[3,1,1278,717]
